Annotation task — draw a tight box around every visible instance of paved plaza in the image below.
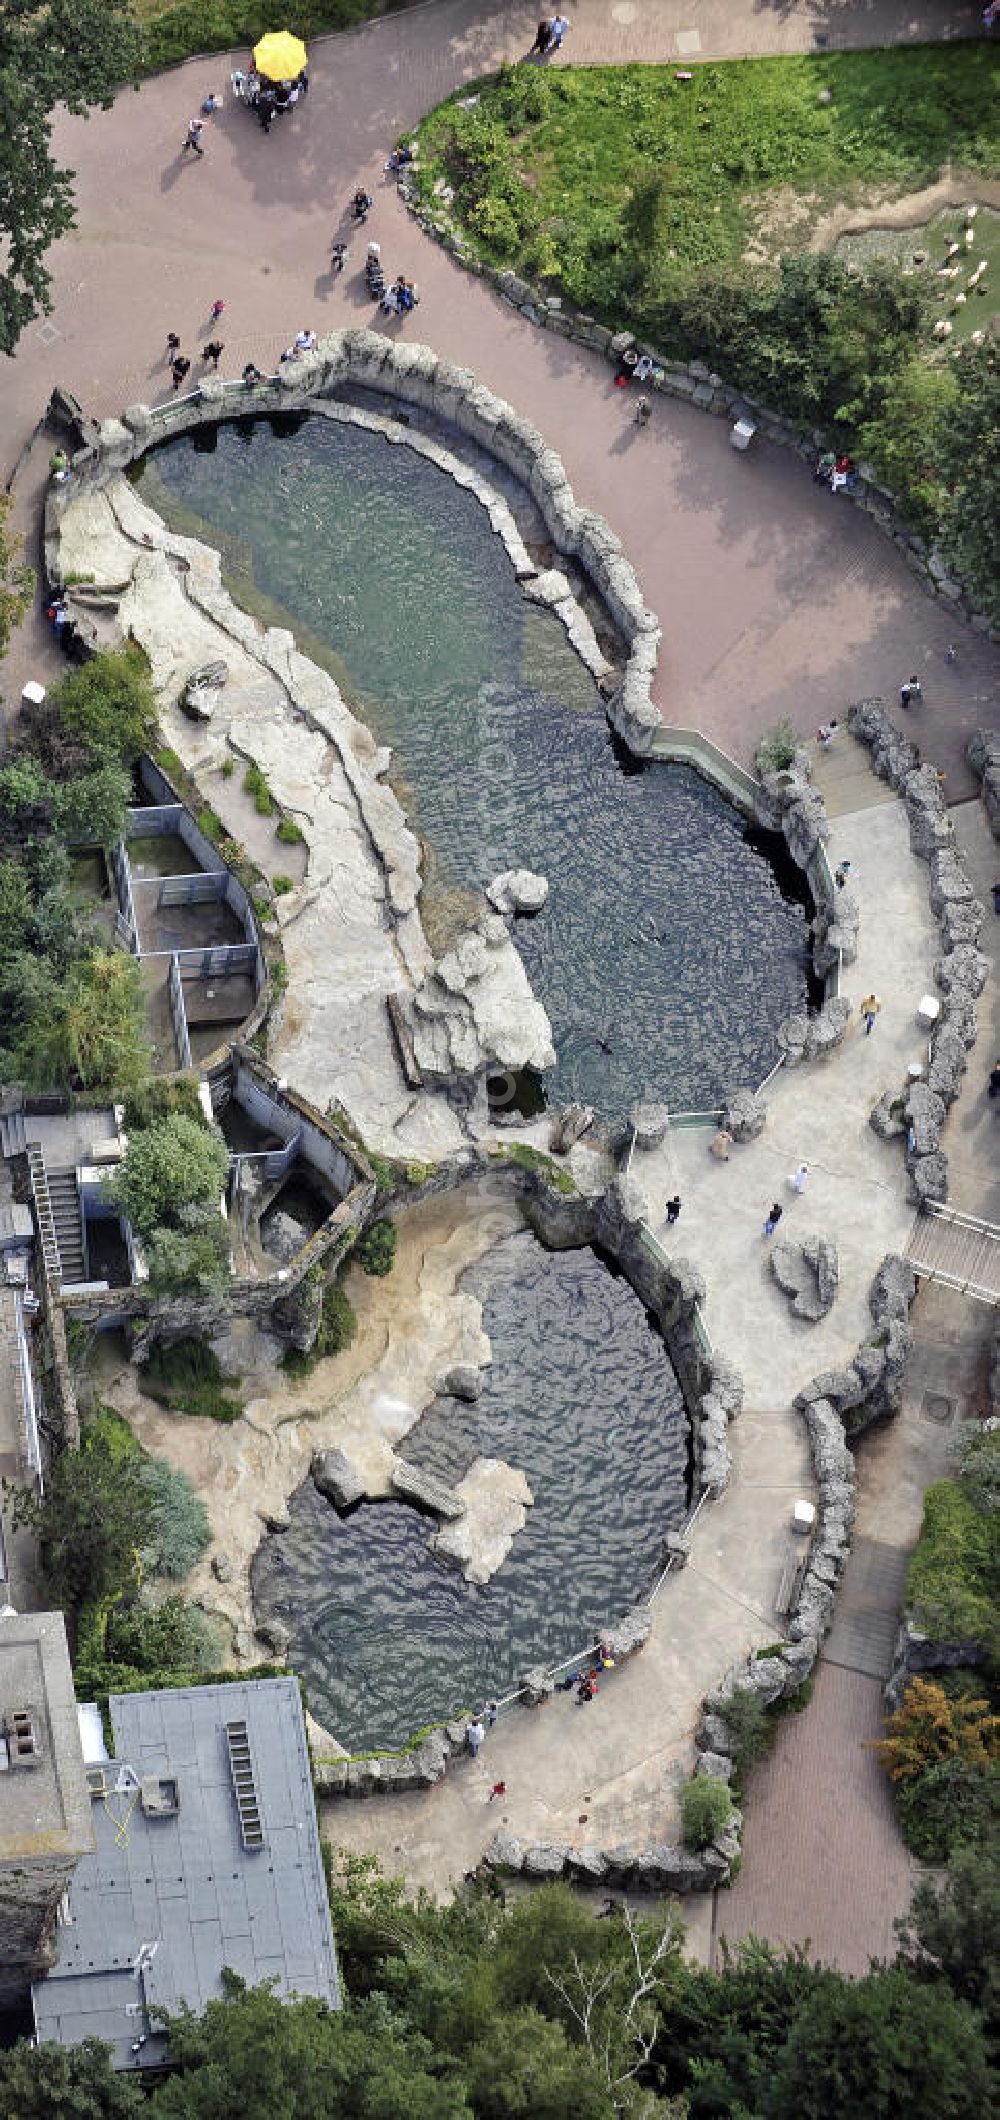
[1,0,998,1971]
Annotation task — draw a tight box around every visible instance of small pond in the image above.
[253,1230,690,1751]
[140,416,812,1116]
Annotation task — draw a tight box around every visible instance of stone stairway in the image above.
[45,1170,86,1286]
[809,727,895,820]
[904,1204,1000,1305]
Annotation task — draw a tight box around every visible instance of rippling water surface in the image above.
[144,416,811,1114]
[252,1232,689,1750]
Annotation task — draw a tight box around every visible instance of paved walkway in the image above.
[1,3,996,780]
[715,1274,989,1972]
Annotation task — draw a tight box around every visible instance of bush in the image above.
[681,1775,734,1849]
[145,1215,231,1295]
[755,720,801,775]
[140,1337,244,1424]
[896,1756,1000,1864]
[503,1142,577,1194]
[48,650,156,766]
[139,1,400,79]
[276,816,304,844]
[720,1687,773,1778]
[282,1279,357,1378]
[140,1456,212,1581]
[876,1677,998,1789]
[243,763,275,816]
[123,1075,205,1131]
[272,874,294,896]
[906,1478,999,1658]
[355,1217,397,1277]
[107,1112,230,1242]
[19,948,150,1093]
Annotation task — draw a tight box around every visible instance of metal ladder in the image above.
[225,1720,265,1850]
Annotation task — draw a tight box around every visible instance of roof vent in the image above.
[7,1706,43,1768]
[225,1719,265,1851]
[86,1766,109,1799]
[140,1774,180,1818]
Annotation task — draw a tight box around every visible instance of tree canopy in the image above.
[932,342,1000,625]
[107,1111,230,1242]
[0,0,140,352]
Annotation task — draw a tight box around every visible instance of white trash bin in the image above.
[731,418,757,451]
[21,681,46,710]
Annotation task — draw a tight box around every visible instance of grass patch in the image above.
[282,1279,358,1379]
[417,49,998,292]
[140,1337,244,1423]
[243,763,276,817]
[277,816,305,844]
[500,1142,577,1195]
[197,805,223,843]
[272,874,295,896]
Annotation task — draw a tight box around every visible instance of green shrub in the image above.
[243,763,276,816]
[355,1217,397,1277]
[106,1112,230,1241]
[145,1215,231,1295]
[282,1279,357,1378]
[155,747,183,778]
[503,1142,577,1195]
[220,758,235,779]
[681,1775,735,1849]
[276,816,304,844]
[906,1478,999,1659]
[140,1337,244,1424]
[197,806,223,842]
[123,1074,205,1131]
[405,1161,436,1186]
[272,874,294,896]
[139,1,402,80]
[104,1593,218,1677]
[720,1687,772,1777]
[896,1757,1000,1864]
[368,1152,396,1197]
[755,720,800,775]
[48,650,156,767]
[140,1456,212,1580]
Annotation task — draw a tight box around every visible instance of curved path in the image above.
[1,1,996,786]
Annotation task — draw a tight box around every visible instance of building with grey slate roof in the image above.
[31,1676,339,2068]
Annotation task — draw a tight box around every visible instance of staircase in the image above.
[25,1146,62,1284]
[905,1204,1000,1305]
[45,1171,86,1287]
[0,1112,27,1159]
[225,1720,266,1851]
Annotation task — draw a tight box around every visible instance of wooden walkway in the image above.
[904,1203,1000,1306]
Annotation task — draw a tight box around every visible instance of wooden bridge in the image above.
[904,1203,1000,1306]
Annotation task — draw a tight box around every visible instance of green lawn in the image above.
[415,46,999,295]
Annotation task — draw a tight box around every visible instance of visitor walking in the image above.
[201,340,224,369]
[166,331,181,360]
[789,1163,809,1195]
[988,1059,1000,1099]
[209,298,225,324]
[860,993,882,1035]
[466,1718,485,1758]
[242,362,264,384]
[709,1128,733,1161]
[488,1781,506,1802]
[665,1196,681,1225]
[900,674,922,710]
[331,242,348,273]
[531,20,552,55]
[945,643,958,665]
[763,1203,783,1237]
[635,396,652,427]
[816,720,838,747]
[182,118,205,156]
[485,1701,498,1729]
[834,859,852,889]
[170,355,191,390]
[548,14,571,49]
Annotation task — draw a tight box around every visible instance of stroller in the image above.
[365,242,385,301]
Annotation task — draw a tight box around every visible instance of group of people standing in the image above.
[531,16,570,55]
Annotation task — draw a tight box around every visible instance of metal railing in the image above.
[25,1147,62,1284]
[167,952,193,1071]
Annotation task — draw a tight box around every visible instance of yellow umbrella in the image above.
[252,30,308,83]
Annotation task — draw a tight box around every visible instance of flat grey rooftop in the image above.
[0,1611,92,1863]
[32,1676,339,2068]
